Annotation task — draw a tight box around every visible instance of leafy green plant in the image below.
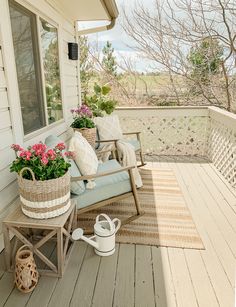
[188,38,223,84]
[85,83,117,117]
[70,117,95,129]
[10,143,74,181]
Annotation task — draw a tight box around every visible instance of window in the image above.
[40,19,63,124]
[9,1,63,135]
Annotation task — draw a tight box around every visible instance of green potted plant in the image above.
[84,83,117,117]
[70,104,96,147]
[10,143,75,219]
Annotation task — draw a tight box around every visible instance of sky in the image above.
[79,0,156,73]
[77,0,235,74]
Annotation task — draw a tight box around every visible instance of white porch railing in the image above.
[115,106,210,156]
[115,106,236,190]
[208,107,236,189]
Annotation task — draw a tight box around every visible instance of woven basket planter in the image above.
[15,245,39,293]
[17,167,71,219]
[74,127,96,148]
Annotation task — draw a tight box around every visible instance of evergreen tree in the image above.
[79,36,93,99]
[188,38,223,84]
[102,41,118,77]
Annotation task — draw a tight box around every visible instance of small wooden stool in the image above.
[3,200,76,277]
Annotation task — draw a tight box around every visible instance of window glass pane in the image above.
[9,1,46,135]
[40,19,63,124]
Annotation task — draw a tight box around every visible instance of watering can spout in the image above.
[72,228,99,249]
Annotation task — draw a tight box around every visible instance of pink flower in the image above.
[64,151,76,160]
[11,144,23,152]
[25,151,32,160]
[72,104,93,118]
[19,151,26,158]
[55,143,66,151]
[32,143,47,156]
[47,149,56,160]
[41,153,49,165]
[19,150,32,160]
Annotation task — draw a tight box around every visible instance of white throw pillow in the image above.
[69,131,98,188]
[94,115,123,141]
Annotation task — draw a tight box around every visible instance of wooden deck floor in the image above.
[0,160,236,307]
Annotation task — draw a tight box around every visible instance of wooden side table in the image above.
[2,200,76,277]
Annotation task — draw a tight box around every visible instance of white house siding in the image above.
[0,31,18,251]
[0,0,79,251]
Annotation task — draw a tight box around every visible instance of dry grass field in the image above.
[87,73,236,112]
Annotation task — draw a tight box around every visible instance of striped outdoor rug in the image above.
[77,168,204,249]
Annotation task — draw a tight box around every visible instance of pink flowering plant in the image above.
[10,143,75,181]
[70,104,95,129]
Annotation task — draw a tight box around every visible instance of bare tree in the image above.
[122,0,236,111]
[86,43,133,104]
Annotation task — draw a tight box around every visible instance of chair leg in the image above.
[128,169,142,215]
[111,150,116,159]
[114,140,122,164]
[136,133,146,167]
[137,150,146,167]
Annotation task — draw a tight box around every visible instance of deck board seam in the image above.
[67,244,88,307]
[111,244,120,307]
[166,247,178,307]
[174,162,234,289]
[25,242,57,307]
[150,246,157,307]
[187,163,236,257]
[171,163,223,306]
[183,250,201,307]
[167,161,199,307]
[90,255,102,307]
[198,163,236,233]
[2,274,15,307]
[201,164,236,213]
[209,164,236,198]
[199,251,221,307]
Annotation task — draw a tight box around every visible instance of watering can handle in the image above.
[112,218,121,233]
[96,214,113,231]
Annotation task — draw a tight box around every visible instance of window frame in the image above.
[9,0,66,140]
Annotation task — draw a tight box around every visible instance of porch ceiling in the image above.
[46,0,119,21]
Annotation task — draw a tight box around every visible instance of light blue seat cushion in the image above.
[125,139,140,151]
[72,159,131,209]
[44,135,85,195]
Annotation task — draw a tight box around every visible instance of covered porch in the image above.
[0,157,235,307]
[1,104,236,307]
[0,0,235,305]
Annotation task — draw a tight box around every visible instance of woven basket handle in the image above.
[19,167,36,181]
[16,245,32,258]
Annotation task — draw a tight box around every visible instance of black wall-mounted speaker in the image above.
[68,42,78,60]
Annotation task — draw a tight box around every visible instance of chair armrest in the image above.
[123,132,141,136]
[123,131,141,143]
[95,139,119,143]
[71,165,135,182]
[96,149,116,154]
[96,148,117,157]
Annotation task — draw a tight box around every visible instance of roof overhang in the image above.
[46,0,119,34]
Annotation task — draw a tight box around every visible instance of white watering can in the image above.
[72,214,121,256]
